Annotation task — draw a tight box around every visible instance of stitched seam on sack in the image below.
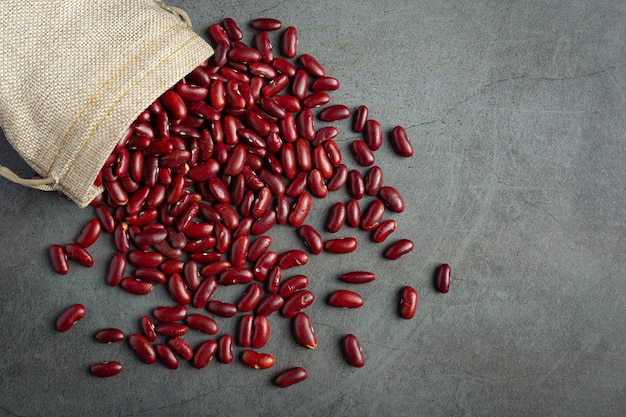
[60,33,201,185]
[45,22,181,177]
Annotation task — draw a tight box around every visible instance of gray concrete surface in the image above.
[1,1,625,416]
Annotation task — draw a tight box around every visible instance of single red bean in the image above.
[347,169,365,200]
[351,140,375,166]
[251,210,277,235]
[281,289,315,319]
[255,294,284,317]
[250,62,278,79]
[318,104,350,122]
[167,273,191,305]
[126,185,149,216]
[222,17,243,41]
[277,250,309,270]
[275,366,308,388]
[251,186,272,218]
[64,244,94,267]
[292,68,310,100]
[133,227,168,247]
[360,199,385,231]
[252,315,271,349]
[127,250,163,268]
[266,265,283,295]
[378,186,405,213]
[94,204,116,233]
[346,200,360,228]
[94,328,125,344]
[193,339,218,369]
[237,314,254,347]
[140,315,157,342]
[228,46,262,63]
[90,362,122,378]
[342,334,365,367]
[55,304,86,332]
[167,337,194,361]
[307,169,328,198]
[312,126,338,146]
[295,137,312,172]
[218,267,254,286]
[75,219,101,248]
[364,119,383,151]
[247,235,272,262]
[312,145,334,179]
[155,344,179,369]
[285,171,307,197]
[340,271,376,284]
[250,18,282,31]
[327,163,348,191]
[128,334,157,364]
[241,350,275,369]
[296,225,324,255]
[49,245,69,275]
[214,202,240,229]
[133,268,167,284]
[186,313,218,335]
[352,105,368,132]
[262,73,289,97]
[436,263,452,293]
[184,222,214,239]
[326,202,346,233]
[237,283,263,312]
[214,223,232,254]
[153,305,188,323]
[281,26,298,58]
[371,219,397,243]
[365,165,384,196]
[323,139,342,167]
[327,290,364,308]
[253,251,278,281]
[400,286,419,319]
[155,323,189,338]
[229,235,249,268]
[120,278,154,295]
[183,261,201,291]
[292,312,317,349]
[390,125,414,157]
[384,239,414,260]
[299,53,326,77]
[218,334,234,364]
[288,191,313,227]
[311,76,340,92]
[324,237,358,254]
[161,90,187,120]
[272,58,297,78]
[160,259,185,275]
[206,300,238,318]
[280,143,296,180]
[176,82,208,102]
[104,179,128,205]
[207,23,229,44]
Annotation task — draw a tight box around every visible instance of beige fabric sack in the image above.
[0,0,213,207]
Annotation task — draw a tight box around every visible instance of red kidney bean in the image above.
[307,169,328,198]
[275,366,308,388]
[365,165,384,196]
[186,313,218,335]
[352,105,368,132]
[184,222,214,239]
[160,259,185,275]
[206,300,238,318]
[229,235,249,267]
[266,265,283,295]
[104,179,128,205]
[311,76,340,92]
[127,250,163,268]
[207,23,229,44]
[133,268,167,284]
[436,263,451,293]
[288,191,313,227]
[347,169,365,200]
[90,362,123,378]
[237,314,254,347]
[222,17,243,41]
[228,46,262,63]
[94,204,116,233]
[55,304,86,332]
[318,104,350,122]
[323,139,342,167]
[292,312,317,349]
[351,140,375,166]
[371,219,397,243]
[94,328,125,344]
[120,278,154,295]
[214,224,231,254]
[257,168,286,196]
[167,273,191,305]
[253,251,278,281]
[324,237,358,254]
[390,125,414,157]
[251,209,276,235]
[251,186,272,218]
[192,339,218,369]
[155,323,189,337]
[176,82,208,102]
[342,334,365,367]
[182,261,201,291]
[215,202,240,229]
[237,283,263,312]
[327,290,364,308]
[153,305,188,323]
[255,294,284,317]
[125,208,158,226]
[294,138,312,172]
[241,350,276,369]
[133,227,168,247]
[252,315,271,349]
[384,239,414,260]
[272,59,297,78]
[128,334,157,364]
[64,244,94,267]
[378,186,405,213]
[140,315,157,342]
[49,245,69,275]
[184,236,216,254]
[155,343,179,369]
[262,73,289,97]
[277,250,309,270]
[247,235,272,262]
[250,62,278,79]
[364,119,383,151]
[296,225,323,255]
[326,202,346,233]
[281,289,315,319]
[340,271,376,284]
[299,53,326,77]
[126,185,149,216]
[346,199,361,228]
[312,126,338,147]
[218,334,234,364]
[277,275,308,299]
[250,17,282,31]
[360,199,385,231]
[327,163,348,191]
[167,337,194,361]
[75,219,101,248]
[281,26,298,58]
[400,286,418,319]
[285,171,307,198]
[292,68,310,100]
[312,145,333,179]
[161,91,187,120]
[218,267,254,286]
[192,277,218,309]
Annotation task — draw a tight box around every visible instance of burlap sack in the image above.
[0,0,213,207]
